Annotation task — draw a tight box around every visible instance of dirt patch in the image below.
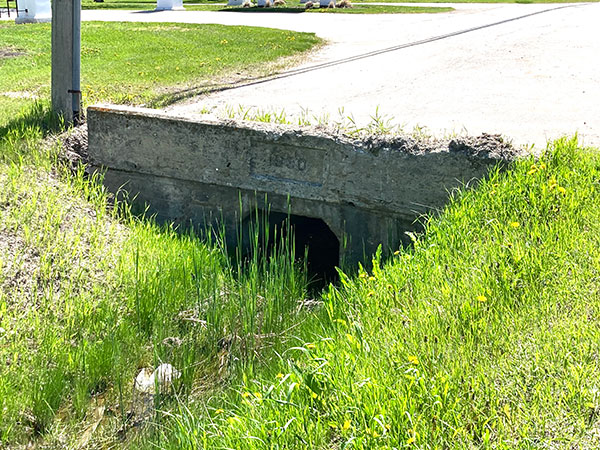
[0,49,25,59]
[0,228,41,306]
[0,91,38,100]
[448,133,517,159]
[317,127,521,160]
[58,123,89,169]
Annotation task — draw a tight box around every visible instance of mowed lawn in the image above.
[0,21,321,114]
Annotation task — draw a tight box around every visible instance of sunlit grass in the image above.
[0,21,320,110]
[151,137,600,449]
[2,98,600,448]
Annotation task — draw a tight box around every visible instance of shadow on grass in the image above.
[0,101,64,141]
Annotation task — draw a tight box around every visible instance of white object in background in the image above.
[15,0,51,23]
[156,0,184,11]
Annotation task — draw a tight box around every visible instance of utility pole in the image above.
[51,0,81,125]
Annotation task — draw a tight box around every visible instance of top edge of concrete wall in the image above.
[88,104,525,162]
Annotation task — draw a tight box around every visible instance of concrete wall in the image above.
[87,105,512,267]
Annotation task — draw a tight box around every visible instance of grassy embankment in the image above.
[2,17,600,450]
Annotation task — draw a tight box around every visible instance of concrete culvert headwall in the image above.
[86,104,521,270]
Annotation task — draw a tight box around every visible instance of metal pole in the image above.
[71,0,81,124]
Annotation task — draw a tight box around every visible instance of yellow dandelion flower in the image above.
[241,391,251,398]
[509,222,520,228]
[306,343,316,350]
[215,408,224,414]
[276,372,284,379]
[477,295,487,302]
[311,392,318,399]
[408,355,419,365]
[254,392,262,399]
[342,419,351,431]
[558,186,566,194]
[407,436,416,445]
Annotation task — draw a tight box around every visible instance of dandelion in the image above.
[558,186,566,194]
[408,355,419,365]
[254,392,262,399]
[342,419,351,431]
[369,428,380,438]
[407,436,416,445]
[477,295,487,302]
[276,372,284,379]
[215,409,224,415]
[241,391,251,398]
[509,221,520,228]
[306,343,316,350]
[311,392,318,399]
[368,276,376,281]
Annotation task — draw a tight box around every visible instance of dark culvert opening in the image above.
[243,210,340,290]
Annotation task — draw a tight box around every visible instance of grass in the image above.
[2,104,600,448]
[0,21,320,109]
[2,11,600,450]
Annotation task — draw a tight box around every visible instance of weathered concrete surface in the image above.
[88,104,518,266]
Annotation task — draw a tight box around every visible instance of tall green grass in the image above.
[150,138,600,449]
[1,102,600,448]
[0,106,311,446]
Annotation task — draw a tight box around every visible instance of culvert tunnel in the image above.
[242,210,340,288]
